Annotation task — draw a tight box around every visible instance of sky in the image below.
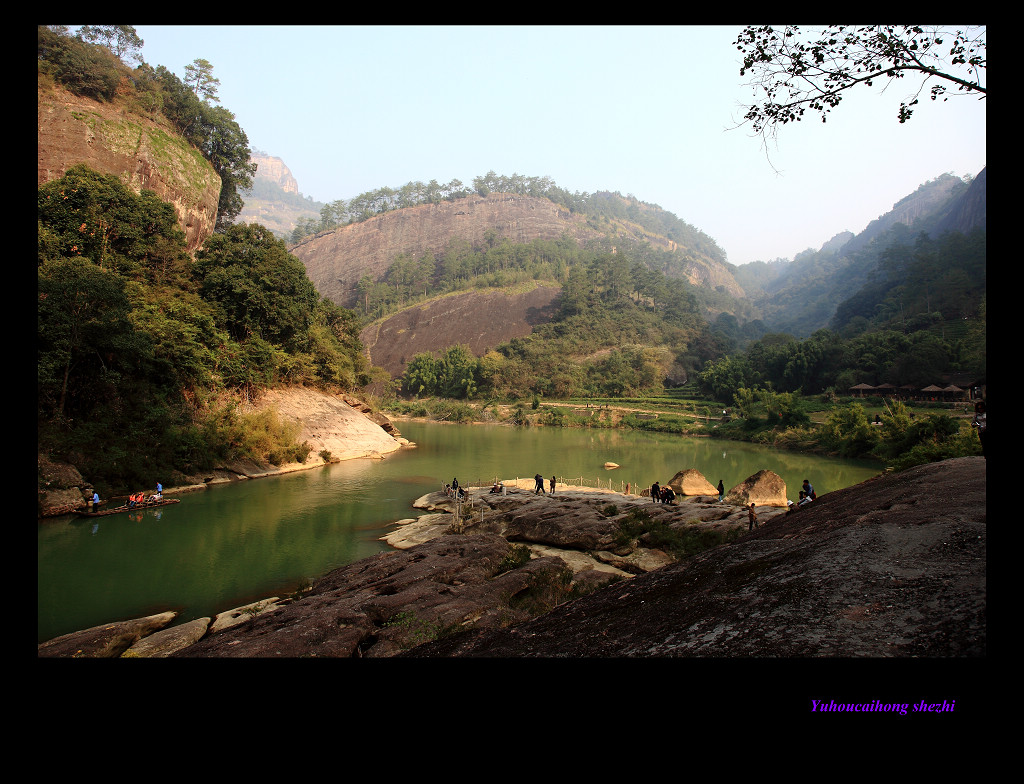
[129,24,986,266]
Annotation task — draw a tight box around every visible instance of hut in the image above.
[942,384,967,402]
[898,384,918,400]
[849,383,876,397]
[921,384,945,402]
[875,383,897,396]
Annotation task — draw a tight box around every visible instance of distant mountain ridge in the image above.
[733,168,986,337]
[239,157,984,359]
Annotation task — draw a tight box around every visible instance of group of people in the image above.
[534,474,556,494]
[648,481,677,504]
[128,482,163,507]
[88,482,164,512]
[785,479,817,512]
[444,477,467,499]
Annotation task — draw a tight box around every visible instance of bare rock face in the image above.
[37,83,221,254]
[173,533,573,658]
[359,285,562,377]
[243,387,405,464]
[727,469,788,508]
[290,193,728,309]
[291,194,591,307]
[667,468,718,496]
[249,152,298,194]
[406,457,987,658]
[38,611,177,658]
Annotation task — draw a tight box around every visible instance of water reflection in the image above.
[38,421,881,643]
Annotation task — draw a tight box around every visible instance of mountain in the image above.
[735,170,986,338]
[288,191,745,310]
[932,167,986,236]
[359,284,562,379]
[236,152,323,240]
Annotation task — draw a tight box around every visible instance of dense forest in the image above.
[38,165,371,491]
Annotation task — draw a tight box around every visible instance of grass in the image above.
[615,508,742,559]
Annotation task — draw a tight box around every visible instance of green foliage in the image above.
[40,27,255,230]
[820,402,880,458]
[615,508,741,559]
[193,223,319,350]
[38,26,122,101]
[698,354,759,400]
[495,544,533,575]
[382,611,460,650]
[39,166,368,490]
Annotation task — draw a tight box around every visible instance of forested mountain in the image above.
[731,171,985,340]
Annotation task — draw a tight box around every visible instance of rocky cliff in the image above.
[250,152,299,194]
[359,284,562,377]
[37,82,221,254]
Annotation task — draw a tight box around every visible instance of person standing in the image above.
[91,490,100,513]
[973,401,987,458]
[550,476,556,494]
[717,480,725,503]
[155,481,163,499]
[748,502,758,531]
[651,481,661,503]
[534,473,544,494]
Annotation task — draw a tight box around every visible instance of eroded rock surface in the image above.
[406,457,986,657]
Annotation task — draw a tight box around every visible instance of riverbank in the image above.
[38,388,413,517]
[40,455,987,658]
[38,475,783,657]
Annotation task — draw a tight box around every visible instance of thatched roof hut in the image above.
[850,383,875,397]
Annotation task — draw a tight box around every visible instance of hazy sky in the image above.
[130,24,986,266]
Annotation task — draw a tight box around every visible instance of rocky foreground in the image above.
[38,457,985,659]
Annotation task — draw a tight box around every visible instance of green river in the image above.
[38,420,882,643]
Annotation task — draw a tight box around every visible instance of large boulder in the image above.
[667,469,718,496]
[38,611,177,658]
[726,469,788,508]
[121,617,211,658]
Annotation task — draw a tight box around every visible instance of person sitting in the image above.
[661,486,676,504]
[489,481,503,494]
[797,491,813,507]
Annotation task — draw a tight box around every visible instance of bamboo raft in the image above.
[75,498,180,517]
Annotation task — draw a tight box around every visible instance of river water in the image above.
[37,420,882,643]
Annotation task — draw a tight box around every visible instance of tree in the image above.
[77,24,144,64]
[192,224,319,350]
[183,58,221,103]
[734,25,986,143]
